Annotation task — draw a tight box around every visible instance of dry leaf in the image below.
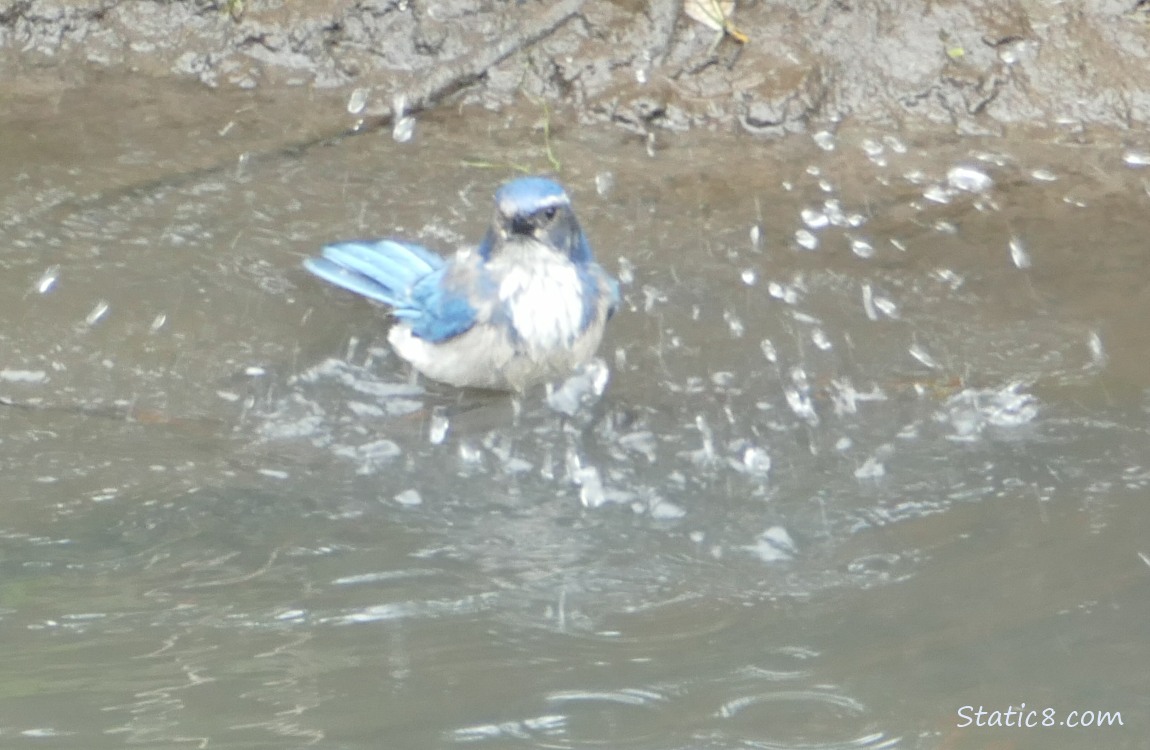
[684,0,749,43]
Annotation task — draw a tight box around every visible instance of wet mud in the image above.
[2,0,1150,138]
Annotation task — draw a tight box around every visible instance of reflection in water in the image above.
[1,78,1149,749]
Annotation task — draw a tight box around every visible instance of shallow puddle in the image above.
[1,77,1148,749]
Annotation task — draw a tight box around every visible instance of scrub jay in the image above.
[305,176,619,391]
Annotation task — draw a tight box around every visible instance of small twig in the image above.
[540,98,562,171]
[376,0,586,123]
[519,93,562,171]
[460,159,532,173]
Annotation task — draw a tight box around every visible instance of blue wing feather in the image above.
[401,269,481,342]
[304,239,478,343]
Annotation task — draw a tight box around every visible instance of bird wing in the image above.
[398,265,482,342]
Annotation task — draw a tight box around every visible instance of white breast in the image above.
[498,256,586,352]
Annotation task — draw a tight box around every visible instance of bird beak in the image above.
[509,216,535,237]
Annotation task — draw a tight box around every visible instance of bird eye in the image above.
[541,207,558,221]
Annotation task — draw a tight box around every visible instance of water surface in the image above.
[1,77,1149,749]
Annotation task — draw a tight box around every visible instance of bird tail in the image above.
[303,240,444,307]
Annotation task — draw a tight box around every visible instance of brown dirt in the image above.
[2,0,1150,138]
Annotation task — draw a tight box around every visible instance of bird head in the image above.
[483,177,592,264]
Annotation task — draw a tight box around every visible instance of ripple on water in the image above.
[715,689,897,750]
[448,688,674,749]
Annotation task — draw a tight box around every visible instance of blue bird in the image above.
[304,177,620,392]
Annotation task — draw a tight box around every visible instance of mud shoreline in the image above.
[3,0,1150,140]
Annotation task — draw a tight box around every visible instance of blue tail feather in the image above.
[304,240,445,307]
[303,257,398,305]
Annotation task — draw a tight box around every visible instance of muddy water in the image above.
[1,78,1149,750]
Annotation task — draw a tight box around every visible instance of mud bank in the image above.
[2,0,1150,137]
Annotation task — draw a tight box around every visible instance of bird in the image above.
[304,176,619,392]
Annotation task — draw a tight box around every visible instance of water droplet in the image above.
[811,328,832,351]
[741,446,772,475]
[883,135,907,153]
[801,207,829,229]
[0,369,47,383]
[347,87,369,114]
[458,441,483,466]
[693,414,715,462]
[812,130,836,151]
[747,526,796,562]
[772,283,799,304]
[429,406,449,445]
[909,343,940,369]
[794,229,818,250]
[575,466,606,508]
[817,198,841,225]
[849,237,874,258]
[873,295,899,318]
[861,138,884,158]
[595,171,615,196]
[973,151,1009,167]
[85,300,109,327]
[854,455,886,479]
[391,94,414,142]
[940,382,1038,439]
[34,265,59,294]
[1009,235,1031,269]
[740,268,757,285]
[861,284,877,320]
[1122,150,1150,167]
[749,224,762,251]
[649,499,685,520]
[923,184,953,204]
[760,338,777,363]
[724,310,745,338]
[394,489,422,506]
[1030,168,1057,182]
[392,116,415,143]
[1088,330,1107,368]
[617,257,634,285]
[933,267,964,289]
[546,358,610,415]
[903,169,928,184]
[150,313,167,332]
[947,165,994,192]
[785,369,818,425]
